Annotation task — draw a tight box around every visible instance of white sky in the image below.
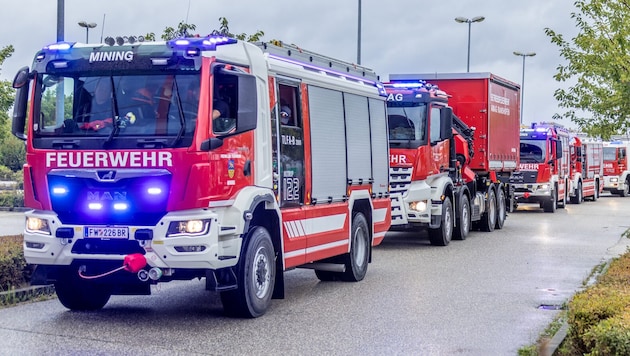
[0,0,579,127]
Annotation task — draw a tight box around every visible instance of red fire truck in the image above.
[385,73,520,245]
[510,122,571,212]
[10,36,391,317]
[569,136,603,202]
[602,140,630,196]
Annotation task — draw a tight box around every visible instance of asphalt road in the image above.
[1,194,629,355]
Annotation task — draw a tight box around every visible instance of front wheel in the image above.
[570,181,583,204]
[428,197,453,246]
[341,212,370,282]
[543,188,557,213]
[620,180,629,197]
[221,226,276,318]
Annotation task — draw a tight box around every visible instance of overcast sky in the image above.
[0,0,579,127]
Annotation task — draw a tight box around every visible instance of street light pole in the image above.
[454,16,485,72]
[78,21,97,43]
[357,0,362,64]
[513,51,536,124]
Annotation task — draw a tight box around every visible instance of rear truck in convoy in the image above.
[569,136,603,202]
[10,36,391,317]
[384,72,520,246]
[510,122,571,212]
[602,140,630,196]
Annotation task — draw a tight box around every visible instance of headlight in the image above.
[536,184,550,192]
[610,177,619,183]
[26,217,51,235]
[166,219,211,237]
[409,201,428,213]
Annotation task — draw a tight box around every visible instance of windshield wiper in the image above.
[104,76,121,147]
[169,79,186,147]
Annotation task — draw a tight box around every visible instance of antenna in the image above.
[100,13,106,43]
[185,0,191,24]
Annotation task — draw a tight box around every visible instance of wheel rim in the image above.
[462,201,470,233]
[498,191,505,222]
[489,194,496,225]
[445,201,453,239]
[353,225,368,269]
[252,246,271,299]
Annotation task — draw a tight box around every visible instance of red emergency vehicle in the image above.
[602,140,630,196]
[569,137,603,202]
[510,122,571,212]
[385,73,520,245]
[10,36,391,317]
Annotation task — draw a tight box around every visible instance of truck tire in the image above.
[453,195,470,240]
[543,189,557,213]
[570,181,583,204]
[428,197,453,246]
[479,188,496,232]
[55,274,111,311]
[221,226,275,318]
[620,180,629,197]
[495,187,506,230]
[557,184,567,209]
[341,212,370,282]
[592,181,599,201]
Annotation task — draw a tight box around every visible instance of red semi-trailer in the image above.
[386,72,520,245]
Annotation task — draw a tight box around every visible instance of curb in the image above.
[0,285,55,304]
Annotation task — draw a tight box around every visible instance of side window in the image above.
[278,84,299,127]
[212,70,238,134]
[429,106,441,144]
[621,148,626,160]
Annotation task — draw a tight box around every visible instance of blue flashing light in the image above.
[44,42,75,51]
[88,203,103,210]
[167,35,237,52]
[113,202,129,211]
[147,187,162,195]
[52,186,68,195]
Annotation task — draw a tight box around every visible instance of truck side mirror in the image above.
[11,66,30,141]
[440,107,453,141]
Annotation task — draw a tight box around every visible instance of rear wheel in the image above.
[479,187,496,232]
[453,195,470,241]
[592,181,599,201]
[428,197,453,246]
[570,181,583,204]
[341,212,370,282]
[55,273,111,311]
[495,187,506,230]
[221,226,275,318]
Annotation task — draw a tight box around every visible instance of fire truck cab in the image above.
[602,140,630,196]
[10,36,391,317]
[510,122,571,212]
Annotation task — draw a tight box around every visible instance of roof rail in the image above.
[254,41,379,82]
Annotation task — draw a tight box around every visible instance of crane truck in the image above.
[385,72,520,246]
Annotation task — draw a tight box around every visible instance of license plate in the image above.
[84,227,129,239]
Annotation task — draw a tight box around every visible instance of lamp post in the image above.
[78,21,97,43]
[513,51,536,124]
[454,16,485,72]
[357,0,362,64]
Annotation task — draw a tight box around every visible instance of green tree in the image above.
[0,45,15,143]
[0,136,24,172]
[144,17,264,43]
[545,1,630,139]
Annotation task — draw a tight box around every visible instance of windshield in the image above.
[387,102,427,142]
[603,147,617,161]
[33,73,200,148]
[520,139,547,163]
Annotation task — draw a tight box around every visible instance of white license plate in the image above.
[84,227,129,239]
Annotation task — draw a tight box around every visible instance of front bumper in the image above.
[513,183,552,204]
[22,209,243,270]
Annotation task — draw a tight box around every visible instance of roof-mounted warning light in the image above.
[167,35,237,54]
[36,42,77,61]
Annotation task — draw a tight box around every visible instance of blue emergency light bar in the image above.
[167,35,237,52]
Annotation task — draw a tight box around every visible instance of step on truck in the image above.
[385,72,520,246]
[602,140,630,196]
[10,36,391,317]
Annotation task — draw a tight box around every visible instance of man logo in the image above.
[98,170,116,181]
